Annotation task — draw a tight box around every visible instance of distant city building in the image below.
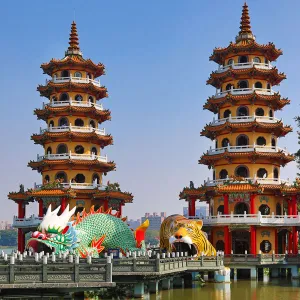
[0,221,12,230]
[183,203,209,218]
[127,219,141,229]
[142,212,166,231]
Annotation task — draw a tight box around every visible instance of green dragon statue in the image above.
[27,205,149,257]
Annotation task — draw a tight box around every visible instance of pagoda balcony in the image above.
[214,87,275,99]
[210,115,281,126]
[36,152,108,163]
[189,212,300,226]
[216,61,272,73]
[204,177,290,187]
[40,125,105,135]
[45,99,103,111]
[207,145,290,156]
[34,182,107,190]
[46,76,101,87]
[12,215,43,228]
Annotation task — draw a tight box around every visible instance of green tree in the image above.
[145,230,160,245]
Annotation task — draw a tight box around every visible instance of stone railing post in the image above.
[106,256,112,283]
[42,256,48,283]
[9,256,15,283]
[74,255,79,282]
[258,250,262,263]
[200,252,204,266]
[132,252,137,272]
[156,253,160,272]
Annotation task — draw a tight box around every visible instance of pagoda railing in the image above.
[204,177,290,186]
[48,76,101,87]
[189,212,300,226]
[45,99,103,111]
[33,182,107,190]
[39,125,105,135]
[217,61,272,73]
[210,115,281,126]
[12,215,43,228]
[207,145,290,156]
[36,152,108,163]
[214,87,275,98]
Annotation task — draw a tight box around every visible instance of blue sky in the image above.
[0,0,299,221]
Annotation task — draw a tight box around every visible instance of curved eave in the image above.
[28,159,116,173]
[207,67,286,88]
[28,188,76,198]
[93,190,133,203]
[209,41,282,64]
[31,132,113,148]
[8,192,31,201]
[204,93,290,113]
[199,151,294,167]
[201,121,292,139]
[179,188,206,200]
[41,57,105,77]
[37,82,108,100]
[34,107,111,124]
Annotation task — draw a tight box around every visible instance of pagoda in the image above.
[180,4,300,256]
[8,22,133,252]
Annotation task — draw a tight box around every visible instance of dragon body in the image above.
[27,205,149,257]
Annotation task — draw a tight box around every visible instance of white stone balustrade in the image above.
[36,152,108,163]
[12,215,43,228]
[216,61,272,73]
[214,87,275,98]
[204,177,290,186]
[33,182,107,190]
[39,125,105,135]
[47,76,101,87]
[210,115,281,126]
[44,99,103,111]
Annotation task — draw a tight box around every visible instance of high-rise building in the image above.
[141,212,166,231]
[180,4,299,256]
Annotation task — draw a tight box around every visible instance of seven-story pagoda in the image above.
[9,22,133,252]
[180,4,300,256]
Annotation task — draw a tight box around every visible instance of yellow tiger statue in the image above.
[160,214,216,257]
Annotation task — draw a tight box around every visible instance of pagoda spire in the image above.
[235,2,255,43]
[66,21,82,56]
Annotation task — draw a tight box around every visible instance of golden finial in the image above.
[235,2,255,43]
[66,21,82,56]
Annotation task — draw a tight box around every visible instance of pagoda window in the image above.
[44,175,50,183]
[269,110,273,118]
[234,202,249,214]
[51,96,57,102]
[255,81,263,89]
[92,173,100,184]
[61,70,69,78]
[215,140,218,148]
[46,146,52,154]
[253,57,261,63]
[213,170,216,180]
[88,96,94,103]
[260,240,272,253]
[256,136,266,146]
[223,109,231,118]
[226,83,234,91]
[90,120,96,128]
[238,56,248,63]
[237,106,249,116]
[237,80,248,89]
[75,145,84,154]
[217,205,224,215]
[75,174,85,183]
[255,107,264,116]
[235,165,249,177]
[75,94,83,101]
[236,134,249,146]
[264,58,269,64]
[219,169,228,179]
[55,171,67,183]
[259,204,270,215]
[59,117,69,127]
[227,59,234,66]
[216,240,225,251]
[257,168,268,178]
[59,93,69,101]
[49,120,54,127]
[74,207,84,216]
[221,138,230,147]
[267,83,271,90]
[87,72,93,79]
[91,147,98,155]
[75,118,84,127]
[57,144,68,154]
[274,167,279,179]
[276,203,282,215]
[272,138,276,147]
[74,71,82,78]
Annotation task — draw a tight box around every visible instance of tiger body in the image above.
[160,214,216,257]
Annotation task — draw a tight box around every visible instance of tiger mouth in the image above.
[172,241,198,256]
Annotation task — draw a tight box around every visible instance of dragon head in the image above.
[27,204,78,254]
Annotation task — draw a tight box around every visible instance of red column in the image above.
[18,201,25,218]
[250,194,256,214]
[119,202,123,217]
[250,226,256,255]
[288,231,293,253]
[224,194,229,215]
[288,199,293,215]
[292,227,298,254]
[18,229,25,253]
[224,226,230,254]
[188,197,196,217]
[103,199,109,211]
[275,229,278,254]
[291,195,297,215]
[61,197,67,213]
[38,199,43,217]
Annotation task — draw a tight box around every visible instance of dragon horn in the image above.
[45,204,52,217]
[52,205,61,216]
[60,204,76,224]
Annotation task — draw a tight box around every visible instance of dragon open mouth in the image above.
[27,238,55,254]
[172,241,198,256]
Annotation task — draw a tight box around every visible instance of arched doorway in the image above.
[234,202,249,214]
[216,240,225,251]
[276,203,282,215]
[232,231,250,254]
[217,205,224,215]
